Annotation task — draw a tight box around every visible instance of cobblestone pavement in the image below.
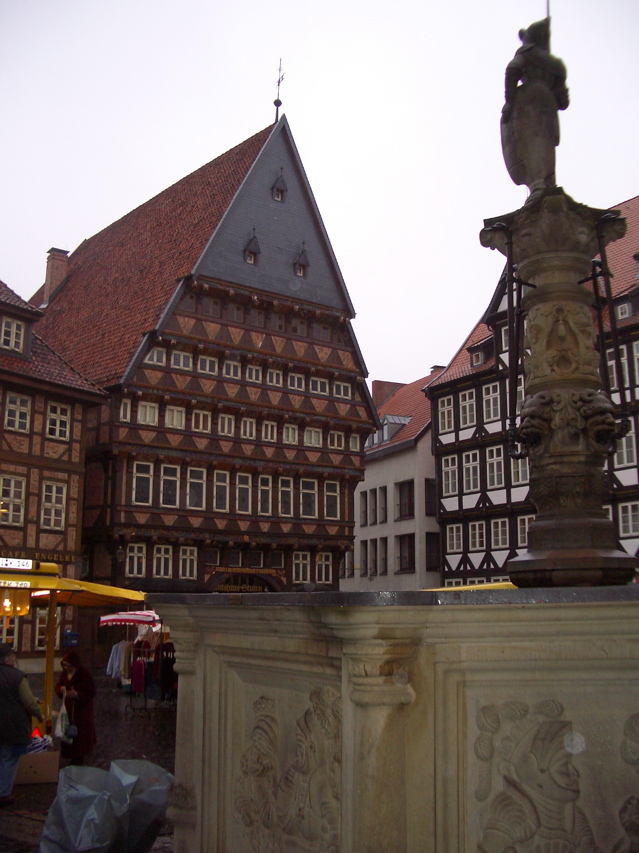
[0,672,176,852]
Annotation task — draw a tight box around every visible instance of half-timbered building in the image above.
[32,118,378,594]
[426,193,639,586]
[0,279,104,653]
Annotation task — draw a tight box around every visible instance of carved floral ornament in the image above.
[523,301,600,387]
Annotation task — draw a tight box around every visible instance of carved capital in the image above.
[167,781,197,827]
[344,642,416,706]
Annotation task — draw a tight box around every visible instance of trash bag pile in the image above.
[39,759,173,853]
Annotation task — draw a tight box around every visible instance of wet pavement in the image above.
[0,672,176,852]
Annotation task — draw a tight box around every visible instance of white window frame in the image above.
[283,424,298,445]
[241,418,256,440]
[197,355,218,375]
[304,427,322,447]
[316,553,332,584]
[288,373,305,391]
[324,481,340,520]
[144,347,166,366]
[218,413,235,436]
[179,546,198,580]
[459,390,476,428]
[192,409,211,433]
[258,475,272,516]
[309,377,329,395]
[518,515,535,547]
[160,464,180,508]
[213,470,229,512]
[469,521,485,551]
[126,543,146,577]
[120,398,131,422]
[171,350,193,371]
[616,302,631,320]
[262,421,277,442]
[153,544,173,578]
[511,454,529,485]
[236,473,252,514]
[333,381,351,399]
[267,368,283,387]
[246,365,262,384]
[223,360,241,379]
[46,402,71,441]
[328,431,344,450]
[438,396,453,433]
[447,524,462,553]
[165,406,186,430]
[615,419,636,469]
[41,481,67,530]
[483,383,500,422]
[138,401,159,426]
[633,341,639,386]
[442,455,458,497]
[1,317,25,352]
[607,346,629,391]
[133,461,153,505]
[187,467,206,510]
[300,479,318,518]
[487,446,504,489]
[279,477,293,516]
[5,394,31,433]
[0,476,26,526]
[349,434,360,452]
[501,326,509,352]
[293,551,311,584]
[491,518,509,549]
[463,450,480,493]
[619,502,639,537]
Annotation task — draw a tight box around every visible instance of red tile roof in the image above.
[0,279,43,317]
[428,320,496,389]
[32,125,275,387]
[368,367,444,452]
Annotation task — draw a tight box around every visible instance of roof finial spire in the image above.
[274,59,284,122]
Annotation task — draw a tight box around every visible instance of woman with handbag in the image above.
[54,650,96,766]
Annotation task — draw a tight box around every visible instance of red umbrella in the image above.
[99,610,161,627]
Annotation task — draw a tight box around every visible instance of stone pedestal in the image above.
[480,189,637,586]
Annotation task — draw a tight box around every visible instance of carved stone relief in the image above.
[233,687,341,852]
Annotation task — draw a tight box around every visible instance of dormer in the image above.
[244,231,261,266]
[0,281,43,361]
[293,245,310,278]
[467,334,494,368]
[271,170,288,203]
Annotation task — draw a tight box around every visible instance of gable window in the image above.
[616,302,631,320]
[447,524,462,553]
[133,461,153,505]
[290,317,307,336]
[288,373,305,391]
[258,475,272,515]
[438,396,454,434]
[153,545,173,578]
[271,313,286,332]
[192,409,211,433]
[213,470,229,512]
[293,552,310,584]
[171,351,193,371]
[218,413,235,436]
[201,296,221,316]
[619,502,639,536]
[316,553,332,585]
[244,233,261,265]
[325,481,340,520]
[161,465,179,507]
[272,172,287,202]
[300,479,318,518]
[187,467,206,510]
[197,355,218,375]
[615,419,636,468]
[333,381,351,399]
[144,347,166,366]
[349,434,360,452]
[5,394,31,433]
[223,361,241,380]
[279,477,293,516]
[120,399,131,422]
[236,473,252,514]
[483,383,500,422]
[328,431,344,450]
[241,418,256,440]
[469,521,485,551]
[304,427,322,447]
[463,450,479,492]
[459,390,476,427]
[46,403,71,441]
[442,456,458,497]
[518,515,535,547]
[471,351,484,367]
[267,368,283,387]
[179,546,198,580]
[138,402,159,426]
[283,424,298,445]
[511,455,529,485]
[262,421,277,442]
[126,543,146,578]
[1,317,25,352]
[309,377,329,395]
[397,480,414,519]
[487,446,504,488]
[492,518,509,549]
[165,406,185,430]
[0,476,26,526]
[41,481,67,530]
[246,365,262,383]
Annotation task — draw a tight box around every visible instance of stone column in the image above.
[481,189,637,586]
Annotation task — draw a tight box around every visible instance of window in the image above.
[153,545,173,578]
[283,424,298,445]
[223,361,241,379]
[634,341,639,386]
[0,476,26,525]
[360,492,368,527]
[231,303,244,323]
[120,399,131,422]
[46,403,70,440]
[491,518,509,549]
[246,365,262,383]
[294,263,306,278]
[425,478,437,515]
[463,451,480,493]
[325,481,340,519]
[379,538,388,574]
[288,373,305,391]
[619,502,639,536]
[279,477,293,516]
[5,394,30,432]
[270,551,284,569]
[133,461,153,505]
[515,375,525,415]
[397,534,415,572]
[267,368,283,387]
[616,302,631,320]
[126,543,146,577]
[201,296,221,316]
[439,396,453,433]
[197,355,218,375]
[379,487,388,523]
[290,317,307,335]
[258,475,272,515]
[426,531,440,570]
[161,465,179,507]
[518,515,534,547]
[310,377,329,395]
[501,326,509,351]
[1,318,25,352]
[304,427,322,447]
[271,313,286,332]
[262,421,277,442]
[227,549,242,568]
[349,434,360,452]
[483,383,500,422]
[397,480,414,519]
[460,390,476,427]
[187,467,206,510]
[328,431,344,450]
[35,607,61,651]
[511,454,529,485]
[442,456,458,496]
[241,418,256,440]
[179,546,198,580]
[293,552,310,584]
[218,413,235,436]
[369,489,377,525]
[138,401,158,426]
[607,346,629,391]
[300,479,318,518]
[469,521,485,551]
[192,409,211,433]
[615,420,636,468]
[360,541,368,576]
[213,470,229,512]
[471,352,483,367]
[487,446,504,489]
[144,347,166,366]
[247,551,263,569]
[334,381,351,399]
[171,350,193,371]
[41,481,66,530]
[165,406,185,430]
[316,553,332,585]
[236,473,252,514]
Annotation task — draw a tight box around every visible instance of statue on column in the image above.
[500,18,570,197]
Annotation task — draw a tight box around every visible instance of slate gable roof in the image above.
[32,125,275,387]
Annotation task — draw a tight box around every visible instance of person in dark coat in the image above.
[54,650,96,765]
[0,642,44,803]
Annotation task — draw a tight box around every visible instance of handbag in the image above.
[64,702,78,739]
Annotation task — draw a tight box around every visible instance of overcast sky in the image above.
[1,0,638,385]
